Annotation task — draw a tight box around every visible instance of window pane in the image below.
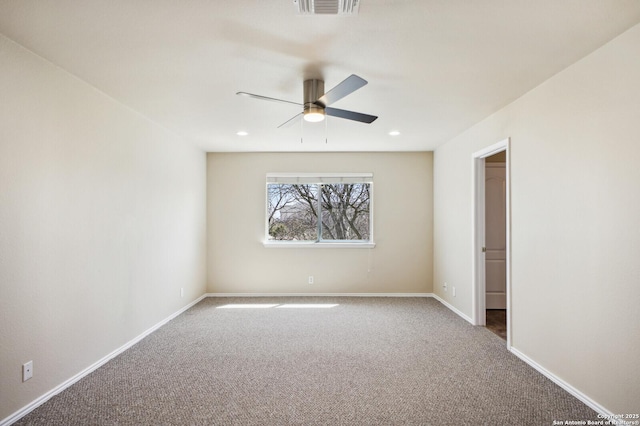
[320,183,370,241]
[267,184,318,240]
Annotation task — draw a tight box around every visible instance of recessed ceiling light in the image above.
[236,131,249,136]
[389,130,401,136]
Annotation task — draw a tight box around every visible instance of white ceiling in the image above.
[1,1,639,152]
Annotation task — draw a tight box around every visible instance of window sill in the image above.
[263,241,376,249]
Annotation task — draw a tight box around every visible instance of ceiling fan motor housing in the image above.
[303,79,325,121]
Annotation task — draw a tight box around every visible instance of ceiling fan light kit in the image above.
[303,107,325,122]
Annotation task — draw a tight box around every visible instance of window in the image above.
[265,173,374,247]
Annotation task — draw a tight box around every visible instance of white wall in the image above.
[207,152,433,294]
[0,35,207,421]
[433,24,640,413]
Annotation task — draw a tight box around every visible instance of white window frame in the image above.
[264,173,375,248]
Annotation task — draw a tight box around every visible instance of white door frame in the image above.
[472,138,511,348]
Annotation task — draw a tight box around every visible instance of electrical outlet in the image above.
[453,287,456,297]
[23,361,33,382]
[308,276,314,284]
[180,287,184,298]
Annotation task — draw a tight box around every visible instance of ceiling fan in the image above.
[236,74,378,128]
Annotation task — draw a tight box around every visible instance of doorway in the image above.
[472,138,511,348]
[485,152,507,339]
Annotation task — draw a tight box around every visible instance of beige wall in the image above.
[207,152,433,294]
[0,35,207,420]
[434,24,640,412]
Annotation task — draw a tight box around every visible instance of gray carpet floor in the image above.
[15,297,598,425]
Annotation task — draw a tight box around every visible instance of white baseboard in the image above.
[0,294,207,426]
[430,294,474,324]
[206,292,434,298]
[510,347,614,419]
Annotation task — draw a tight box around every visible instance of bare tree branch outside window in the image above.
[267,183,371,241]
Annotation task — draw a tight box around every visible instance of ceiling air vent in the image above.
[294,0,360,15]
